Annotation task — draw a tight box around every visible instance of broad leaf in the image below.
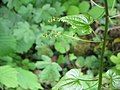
[67,6,80,15]
[36,55,62,83]
[0,65,18,88]
[59,14,93,35]
[0,18,16,56]
[55,41,70,54]
[110,53,120,64]
[39,63,62,83]
[79,1,90,13]
[88,6,104,19]
[13,22,35,53]
[16,68,43,90]
[52,69,98,90]
[105,69,120,89]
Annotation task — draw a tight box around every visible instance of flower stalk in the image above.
[98,0,109,90]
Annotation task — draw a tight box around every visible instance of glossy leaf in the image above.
[52,69,98,90]
[59,14,93,35]
[105,69,120,89]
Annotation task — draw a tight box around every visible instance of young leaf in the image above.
[69,53,77,61]
[0,65,18,88]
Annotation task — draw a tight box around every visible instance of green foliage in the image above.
[107,0,116,8]
[55,41,70,54]
[13,22,35,53]
[110,53,120,70]
[88,6,105,19]
[67,6,80,15]
[0,65,43,90]
[0,0,119,89]
[69,53,77,61]
[79,1,90,13]
[16,68,43,90]
[22,59,36,70]
[0,18,16,56]
[36,55,62,83]
[33,4,56,23]
[75,55,99,69]
[103,69,120,89]
[0,66,18,88]
[57,55,67,64]
[60,14,93,35]
[52,69,98,90]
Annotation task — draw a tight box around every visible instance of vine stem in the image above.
[98,0,109,90]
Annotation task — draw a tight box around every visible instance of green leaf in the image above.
[36,45,53,57]
[68,0,79,5]
[67,6,79,15]
[22,59,36,70]
[52,69,98,90]
[17,4,33,18]
[0,18,16,56]
[16,68,43,90]
[0,65,18,88]
[116,64,120,70]
[110,53,120,64]
[3,0,22,10]
[69,53,77,61]
[85,55,99,68]
[53,2,65,16]
[79,1,90,13]
[57,55,66,64]
[33,4,56,23]
[36,55,62,83]
[55,42,70,53]
[105,69,120,89]
[75,56,85,67]
[36,24,63,46]
[88,6,105,19]
[107,0,116,8]
[39,63,62,83]
[13,22,35,53]
[60,14,93,35]
[20,0,33,4]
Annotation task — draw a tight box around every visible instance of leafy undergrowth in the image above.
[0,0,120,90]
